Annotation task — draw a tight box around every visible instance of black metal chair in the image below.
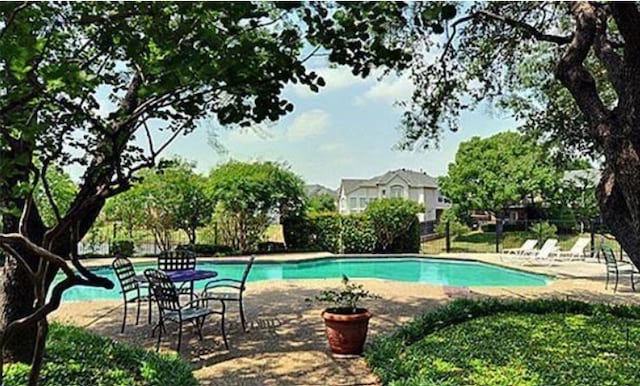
[202,256,255,332]
[158,250,197,296]
[112,257,152,333]
[144,268,228,352]
[602,246,638,292]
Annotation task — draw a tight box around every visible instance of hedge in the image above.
[4,323,197,386]
[366,298,640,386]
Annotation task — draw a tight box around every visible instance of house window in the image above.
[390,185,403,198]
[349,197,357,209]
[359,197,368,208]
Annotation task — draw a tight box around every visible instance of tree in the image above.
[33,168,77,229]
[0,2,452,380]
[364,198,424,252]
[207,161,305,252]
[439,132,559,220]
[329,2,640,269]
[307,193,337,214]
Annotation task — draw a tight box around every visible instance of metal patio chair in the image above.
[144,268,228,352]
[202,256,255,332]
[158,250,197,296]
[602,246,638,292]
[112,256,152,333]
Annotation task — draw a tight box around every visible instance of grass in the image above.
[4,323,197,386]
[421,231,619,255]
[366,298,640,386]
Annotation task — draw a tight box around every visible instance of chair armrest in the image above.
[182,297,225,312]
[203,279,242,291]
[202,284,243,292]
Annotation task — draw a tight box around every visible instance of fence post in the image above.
[590,220,596,259]
[445,220,451,253]
[495,219,502,253]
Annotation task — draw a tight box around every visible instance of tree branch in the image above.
[555,2,608,127]
[592,8,625,97]
[0,2,30,40]
[476,9,572,45]
[609,2,640,58]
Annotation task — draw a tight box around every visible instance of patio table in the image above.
[135,269,218,302]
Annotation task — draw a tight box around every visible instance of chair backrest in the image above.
[521,239,538,251]
[570,238,590,254]
[144,269,181,313]
[537,239,558,258]
[601,246,618,269]
[157,250,196,271]
[239,256,256,289]
[112,257,138,294]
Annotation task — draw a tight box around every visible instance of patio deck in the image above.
[51,253,640,386]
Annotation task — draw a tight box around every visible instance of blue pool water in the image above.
[57,257,550,301]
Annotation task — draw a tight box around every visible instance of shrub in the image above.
[4,323,197,386]
[257,241,286,253]
[435,220,470,238]
[341,214,376,253]
[282,214,314,250]
[365,198,423,253]
[309,212,342,253]
[366,298,640,386]
[109,240,135,257]
[547,206,578,233]
[529,221,558,241]
[389,217,421,253]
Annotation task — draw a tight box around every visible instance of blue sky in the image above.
[159,65,517,190]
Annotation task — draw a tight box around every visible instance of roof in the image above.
[563,168,600,187]
[304,184,337,198]
[340,169,439,194]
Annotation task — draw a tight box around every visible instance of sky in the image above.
[88,64,518,190]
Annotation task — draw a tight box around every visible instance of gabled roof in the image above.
[304,184,337,198]
[340,169,439,194]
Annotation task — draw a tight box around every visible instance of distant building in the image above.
[304,184,337,198]
[337,168,451,222]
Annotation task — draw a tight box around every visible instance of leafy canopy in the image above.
[439,132,559,214]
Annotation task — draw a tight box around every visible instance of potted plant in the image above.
[309,275,378,355]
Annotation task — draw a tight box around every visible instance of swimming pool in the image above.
[56,257,551,301]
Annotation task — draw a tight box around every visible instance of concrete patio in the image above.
[51,253,640,386]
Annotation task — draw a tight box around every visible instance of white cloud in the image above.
[286,109,330,141]
[359,75,414,106]
[318,142,347,154]
[292,66,367,97]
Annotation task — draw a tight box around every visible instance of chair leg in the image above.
[177,320,183,352]
[220,301,229,350]
[614,271,619,293]
[605,270,610,290]
[121,299,127,333]
[239,295,247,332]
[147,293,152,324]
[156,322,163,352]
[135,296,141,326]
[196,317,204,341]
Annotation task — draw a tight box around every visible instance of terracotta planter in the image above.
[322,307,372,355]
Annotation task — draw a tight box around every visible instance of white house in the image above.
[337,168,451,222]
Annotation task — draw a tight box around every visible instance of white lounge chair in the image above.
[556,238,590,261]
[526,239,559,264]
[501,239,538,261]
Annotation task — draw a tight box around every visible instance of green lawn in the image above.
[4,323,197,386]
[366,299,640,386]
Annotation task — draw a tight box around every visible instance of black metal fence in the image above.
[421,218,613,257]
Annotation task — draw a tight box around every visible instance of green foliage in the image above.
[4,323,197,386]
[208,161,305,252]
[307,275,379,314]
[365,198,424,252]
[308,212,343,254]
[341,214,376,254]
[281,213,313,250]
[306,193,337,214]
[366,298,640,386]
[545,206,577,233]
[435,209,470,238]
[34,168,78,228]
[439,132,559,215]
[529,221,557,241]
[109,240,135,257]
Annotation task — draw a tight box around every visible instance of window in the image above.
[390,185,403,198]
[359,197,368,208]
[349,197,357,209]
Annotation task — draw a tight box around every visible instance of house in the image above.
[337,168,451,222]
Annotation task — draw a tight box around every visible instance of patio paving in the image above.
[51,253,640,386]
